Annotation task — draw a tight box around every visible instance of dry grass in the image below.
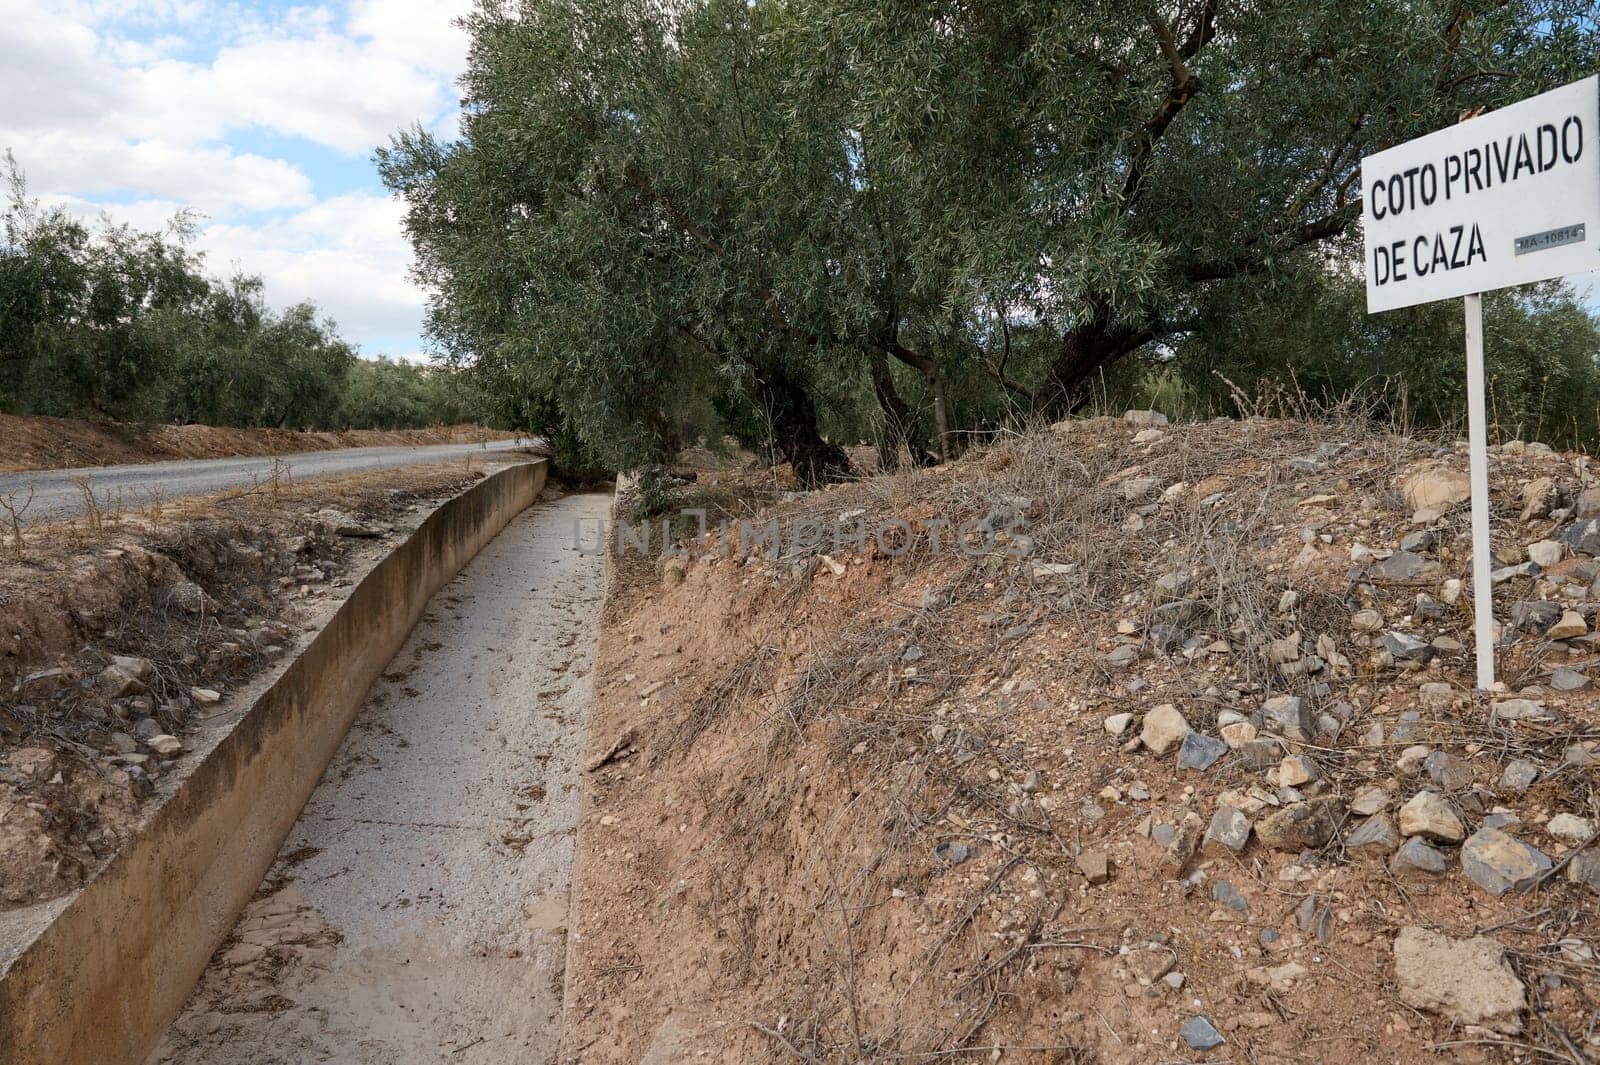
[592,408,1599,1062]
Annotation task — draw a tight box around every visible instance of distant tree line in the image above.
[380,0,1600,481]
[0,156,486,431]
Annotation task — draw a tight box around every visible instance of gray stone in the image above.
[1103,643,1139,668]
[1394,926,1526,1034]
[1378,550,1439,580]
[1383,631,1431,661]
[1260,695,1314,741]
[1560,517,1600,556]
[1393,837,1449,874]
[1180,1017,1225,1051]
[1211,879,1249,914]
[1236,738,1283,769]
[1550,667,1590,691]
[1202,805,1251,854]
[1513,600,1561,634]
[1461,827,1552,895]
[1499,759,1540,794]
[1568,850,1600,895]
[1423,751,1472,791]
[1347,814,1400,854]
[1400,529,1437,553]
[1491,698,1555,723]
[1178,732,1229,771]
[1492,561,1541,584]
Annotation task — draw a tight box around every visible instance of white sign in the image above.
[1363,75,1600,312]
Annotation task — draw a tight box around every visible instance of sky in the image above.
[0,0,474,362]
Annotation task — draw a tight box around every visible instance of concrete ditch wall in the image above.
[0,459,548,1065]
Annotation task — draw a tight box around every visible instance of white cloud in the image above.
[0,0,470,354]
[198,192,426,348]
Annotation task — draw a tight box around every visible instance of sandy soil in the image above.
[560,419,1600,1064]
[0,412,513,473]
[145,491,608,1065]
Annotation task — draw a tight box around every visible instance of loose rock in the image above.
[1140,704,1189,755]
[1393,926,1526,1034]
[1460,827,1552,895]
[1397,791,1463,842]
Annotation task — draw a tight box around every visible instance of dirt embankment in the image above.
[0,413,514,473]
[0,463,495,911]
[564,416,1599,1064]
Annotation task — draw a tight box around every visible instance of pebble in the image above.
[1549,610,1588,639]
[1260,694,1313,741]
[1499,759,1540,794]
[1550,666,1590,691]
[1255,800,1336,851]
[1181,1017,1225,1051]
[1140,704,1189,755]
[1349,784,1390,816]
[1393,837,1449,874]
[1460,827,1552,895]
[1398,791,1464,842]
[1546,813,1594,846]
[1211,879,1249,914]
[1347,814,1400,853]
[1202,805,1251,854]
[1076,849,1110,884]
[1423,751,1472,791]
[1383,631,1431,661]
[1103,712,1133,735]
[1492,698,1555,723]
[1277,754,1318,786]
[1177,732,1229,771]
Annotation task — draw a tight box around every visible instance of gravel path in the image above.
[146,492,608,1065]
[0,440,532,523]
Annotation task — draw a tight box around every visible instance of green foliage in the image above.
[0,154,483,432]
[384,1,1600,472]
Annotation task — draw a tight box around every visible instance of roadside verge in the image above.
[0,459,548,1065]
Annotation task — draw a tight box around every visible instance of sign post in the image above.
[1362,75,1600,690]
[1461,292,1495,690]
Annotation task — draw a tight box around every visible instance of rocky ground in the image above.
[0,462,499,911]
[563,414,1598,1064]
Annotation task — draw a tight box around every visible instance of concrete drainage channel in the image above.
[0,461,611,1065]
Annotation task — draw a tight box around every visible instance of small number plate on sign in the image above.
[1515,224,1587,256]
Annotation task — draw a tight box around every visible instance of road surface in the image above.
[0,440,532,523]
[148,492,607,1064]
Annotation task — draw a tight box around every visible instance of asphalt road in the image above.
[0,439,533,523]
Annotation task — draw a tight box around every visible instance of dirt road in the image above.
[145,491,608,1064]
[0,439,532,523]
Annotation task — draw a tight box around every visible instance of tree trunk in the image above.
[868,349,937,470]
[1038,310,1157,420]
[753,361,853,488]
[885,339,955,460]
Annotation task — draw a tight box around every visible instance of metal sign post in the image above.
[1362,75,1600,691]
[1462,292,1496,690]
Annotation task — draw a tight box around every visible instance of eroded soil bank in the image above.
[147,491,608,1064]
